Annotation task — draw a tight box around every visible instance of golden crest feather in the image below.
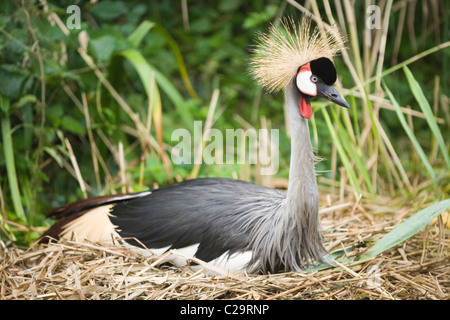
[250,17,345,93]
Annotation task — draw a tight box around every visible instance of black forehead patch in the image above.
[310,57,337,85]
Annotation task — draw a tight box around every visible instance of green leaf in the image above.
[243,5,278,29]
[360,199,450,260]
[13,94,36,109]
[128,20,155,48]
[61,115,85,135]
[90,35,117,61]
[91,1,126,20]
[305,246,353,272]
[219,0,241,12]
[44,147,63,167]
[0,65,33,102]
[47,104,64,127]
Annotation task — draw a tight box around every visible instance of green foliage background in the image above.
[0,0,448,244]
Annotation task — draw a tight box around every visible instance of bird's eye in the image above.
[311,75,318,83]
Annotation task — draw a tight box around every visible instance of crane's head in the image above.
[250,17,349,119]
[295,57,349,119]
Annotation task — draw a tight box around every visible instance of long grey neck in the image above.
[244,79,327,273]
[282,78,325,267]
[284,81,318,206]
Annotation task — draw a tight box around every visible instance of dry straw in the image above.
[1,193,448,300]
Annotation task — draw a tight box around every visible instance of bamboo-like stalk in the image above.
[81,93,101,193]
[1,111,26,223]
[189,89,220,179]
[64,138,87,199]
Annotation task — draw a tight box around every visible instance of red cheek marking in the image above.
[299,97,312,119]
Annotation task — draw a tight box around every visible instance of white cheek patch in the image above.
[296,64,317,96]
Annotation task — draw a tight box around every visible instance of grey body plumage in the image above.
[111,178,288,273]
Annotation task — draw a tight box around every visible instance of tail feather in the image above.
[40,191,151,243]
[48,195,124,219]
[40,210,88,243]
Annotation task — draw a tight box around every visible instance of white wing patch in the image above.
[60,204,120,244]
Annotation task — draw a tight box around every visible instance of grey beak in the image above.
[316,82,350,109]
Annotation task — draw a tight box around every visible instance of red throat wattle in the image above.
[299,97,312,119]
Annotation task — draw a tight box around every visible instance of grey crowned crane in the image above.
[40,18,349,274]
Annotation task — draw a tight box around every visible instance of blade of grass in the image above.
[321,107,361,198]
[120,49,172,182]
[356,41,450,93]
[331,108,377,200]
[1,98,26,223]
[373,116,413,195]
[343,0,365,81]
[359,199,450,260]
[189,89,220,179]
[128,20,155,48]
[120,49,162,120]
[305,246,353,272]
[121,48,193,127]
[403,66,450,170]
[81,92,101,193]
[65,138,87,199]
[383,81,440,196]
[128,20,199,100]
[374,0,393,91]
[121,49,179,108]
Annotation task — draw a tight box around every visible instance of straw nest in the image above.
[1,194,448,300]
